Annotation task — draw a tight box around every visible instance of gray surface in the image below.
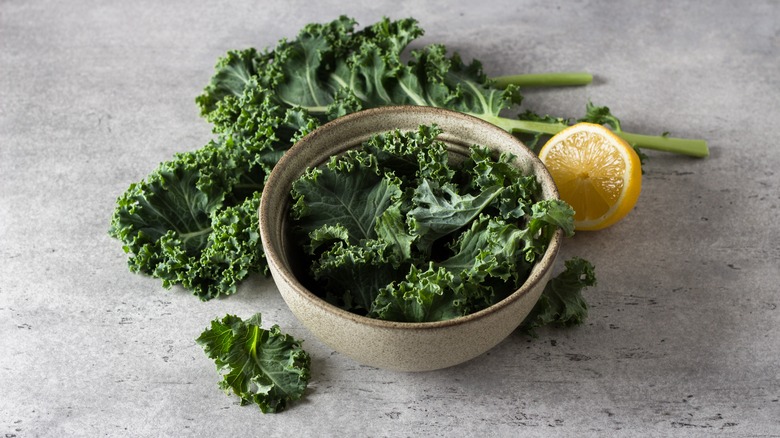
[1,0,779,436]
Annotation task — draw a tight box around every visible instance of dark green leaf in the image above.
[291,163,402,243]
[196,48,268,117]
[370,264,461,322]
[374,201,416,262]
[408,180,503,251]
[311,239,399,312]
[108,140,267,300]
[196,313,311,413]
[362,125,454,186]
[306,224,350,255]
[520,257,596,334]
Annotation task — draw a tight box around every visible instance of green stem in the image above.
[492,72,593,88]
[476,115,710,158]
[614,132,708,157]
[478,115,567,136]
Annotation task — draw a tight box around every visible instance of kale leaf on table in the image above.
[196,313,311,413]
[108,105,319,300]
[520,257,596,335]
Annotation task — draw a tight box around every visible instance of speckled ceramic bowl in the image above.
[259,106,562,372]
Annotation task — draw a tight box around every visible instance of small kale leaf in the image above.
[577,101,622,132]
[520,257,596,335]
[370,264,461,322]
[408,180,503,252]
[196,313,311,413]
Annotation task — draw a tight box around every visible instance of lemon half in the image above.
[538,123,642,231]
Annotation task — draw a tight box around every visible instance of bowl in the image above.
[259,106,562,372]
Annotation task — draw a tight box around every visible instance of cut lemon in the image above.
[538,122,642,231]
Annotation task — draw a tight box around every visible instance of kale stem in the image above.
[614,132,709,158]
[477,115,567,136]
[491,72,593,88]
[476,115,710,158]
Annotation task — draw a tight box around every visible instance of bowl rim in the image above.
[259,105,563,331]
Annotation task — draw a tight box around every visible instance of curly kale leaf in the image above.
[195,48,271,117]
[437,204,572,313]
[290,159,402,243]
[192,192,266,295]
[526,199,576,241]
[290,151,407,311]
[422,48,523,120]
[206,82,321,158]
[196,313,311,413]
[407,180,502,252]
[109,99,320,300]
[109,142,265,299]
[361,124,454,186]
[197,16,425,124]
[311,239,398,312]
[457,145,541,219]
[370,264,461,322]
[274,16,361,111]
[196,16,362,118]
[306,223,351,255]
[520,257,596,334]
[438,216,524,312]
[374,201,416,262]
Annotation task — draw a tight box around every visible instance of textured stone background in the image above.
[1,0,778,436]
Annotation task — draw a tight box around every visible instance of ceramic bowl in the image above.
[259,106,562,372]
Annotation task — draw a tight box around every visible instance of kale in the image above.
[196,313,311,413]
[290,125,577,322]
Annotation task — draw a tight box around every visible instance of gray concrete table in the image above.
[2,1,778,436]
